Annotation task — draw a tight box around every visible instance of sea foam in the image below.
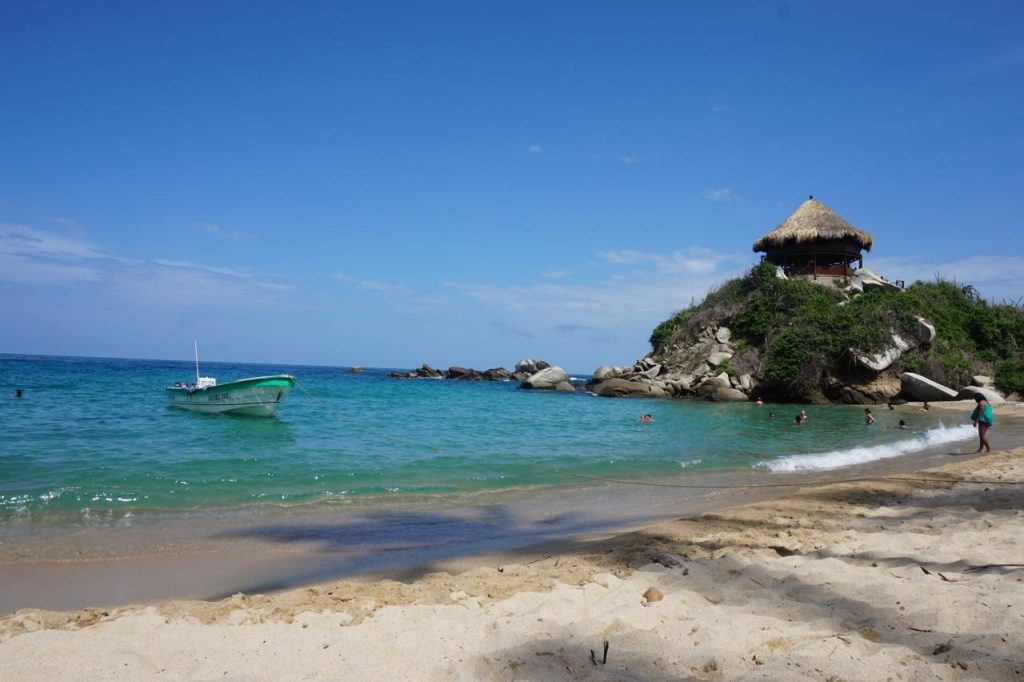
[759,423,976,473]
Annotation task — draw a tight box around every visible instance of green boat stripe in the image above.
[165,375,295,394]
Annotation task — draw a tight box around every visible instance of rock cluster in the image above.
[586,325,756,402]
[389,359,565,386]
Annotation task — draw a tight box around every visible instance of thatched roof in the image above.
[752,197,873,253]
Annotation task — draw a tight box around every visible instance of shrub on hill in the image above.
[650,262,1024,401]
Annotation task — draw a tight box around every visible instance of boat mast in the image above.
[194,340,200,383]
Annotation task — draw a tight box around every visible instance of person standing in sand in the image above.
[970,394,993,453]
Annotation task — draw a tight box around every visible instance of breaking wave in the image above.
[758,423,976,473]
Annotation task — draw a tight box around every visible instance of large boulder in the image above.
[447,366,482,380]
[900,372,958,401]
[853,333,910,373]
[514,358,548,376]
[955,385,1005,404]
[707,351,733,367]
[482,367,511,381]
[971,375,994,388]
[833,385,873,405]
[666,377,692,395]
[710,387,748,402]
[415,364,443,378]
[591,378,667,398]
[640,364,663,379]
[715,327,732,344]
[592,365,616,382]
[849,268,901,293]
[696,375,731,398]
[637,357,658,371]
[519,366,570,390]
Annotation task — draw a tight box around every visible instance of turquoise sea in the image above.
[1,353,977,521]
[0,353,992,612]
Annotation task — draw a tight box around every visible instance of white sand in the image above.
[2,405,1023,680]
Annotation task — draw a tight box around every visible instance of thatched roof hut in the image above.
[753,197,872,253]
[753,197,872,280]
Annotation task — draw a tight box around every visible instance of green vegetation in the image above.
[995,358,1024,395]
[650,261,1024,400]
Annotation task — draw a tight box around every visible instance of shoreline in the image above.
[1,403,1023,678]
[0,401,1019,616]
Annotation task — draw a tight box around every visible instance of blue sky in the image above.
[1,1,1022,373]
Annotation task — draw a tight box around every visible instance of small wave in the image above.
[759,423,976,473]
[679,458,703,469]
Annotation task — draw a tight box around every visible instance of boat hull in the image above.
[165,375,295,417]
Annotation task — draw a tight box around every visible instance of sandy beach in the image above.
[2,401,1023,680]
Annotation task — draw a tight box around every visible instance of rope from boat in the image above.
[555,470,1024,489]
[291,376,444,452]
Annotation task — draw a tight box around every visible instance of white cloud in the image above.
[599,247,737,275]
[333,272,409,293]
[620,155,640,165]
[870,254,1024,303]
[109,260,293,307]
[0,224,106,286]
[0,223,292,304]
[541,268,575,279]
[0,223,104,260]
[0,252,103,286]
[528,144,544,155]
[702,187,737,203]
[446,247,749,323]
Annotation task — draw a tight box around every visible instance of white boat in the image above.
[165,343,295,417]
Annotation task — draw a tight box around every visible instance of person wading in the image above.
[970,394,993,453]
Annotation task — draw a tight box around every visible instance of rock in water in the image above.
[519,366,570,390]
[711,387,749,402]
[592,378,667,398]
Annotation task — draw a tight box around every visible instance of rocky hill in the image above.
[587,261,1024,404]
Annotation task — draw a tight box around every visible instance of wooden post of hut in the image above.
[752,196,873,285]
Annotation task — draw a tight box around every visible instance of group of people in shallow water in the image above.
[638,393,995,453]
